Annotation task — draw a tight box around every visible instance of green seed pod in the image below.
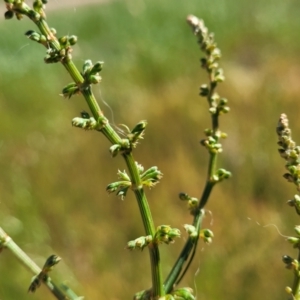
[50,27,56,35]
[16,13,23,21]
[106,182,120,194]
[283,173,294,183]
[282,255,294,265]
[285,286,293,294]
[82,60,93,75]
[133,289,151,300]
[62,82,79,98]
[68,35,78,46]
[179,192,190,201]
[164,295,175,300]
[184,224,197,238]
[169,228,181,239]
[4,10,14,20]
[59,35,68,46]
[27,9,41,22]
[90,61,104,74]
[116,188,129,200]
[199,84,209,96]
[117,169,131,181]
[209,107,217,114]
[131,120,147,134]
[109,144,121,157]
[141,168,163,182]
[295,226,300,236]
[173,287,195,300]
[89,74,102,84]
[287,236,300,248]
[220,106,230,114]
[33,0,43,12]
[25,30,41,42]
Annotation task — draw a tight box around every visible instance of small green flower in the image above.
[81,60,104,86]
[68,35,78,46]
[179,193,199,215]
[184,224,198,239]
[172,287,195,300]
[4,10,14,19]
[134,289,152,300]
[61,82,80,99]
[72,117,97,130]
[117,169,131,181]
[127,235,152,250]
[276,114,300,208]
[287,194,300,215]
[106,170,132,200]
[109,144,121,157]
[200,229,214,244]
[127,120,147,147]
[82,60,93,75]
[90,61,104,74]
[25,30,47,46]
[106,182,131,200]
[154,225,181,244]
[214,168,232,182]
[201,136,223,154]
[287,236,300,249]
[199,84,209,96]
[282,255,297,270]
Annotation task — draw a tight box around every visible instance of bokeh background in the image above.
[1,0,300,299]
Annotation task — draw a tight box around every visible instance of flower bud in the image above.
[287,236,300,248]
[68,35,78,45]
[89,74,102,84]
[90,61,104,74]
[184,224,198,238]
[179,192,190,201]
[199,84,209,96]
[82,60,93,75]
[109,144,121,157]
[285,286,293,294]
[4,10,14,19]
[282,255,293,264]
[295,225,300,236]
[173,287,195,300]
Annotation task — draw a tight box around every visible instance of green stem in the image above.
[292,250,300,299]
[164,211,204,293]
[149,243,164,298]
[163,67,219,291]
[14,2,165,299]
[0,227,73,300]
[124,153,155,234]
[63,59,122,145]
[9,2,164,297]
[123,153,164,297]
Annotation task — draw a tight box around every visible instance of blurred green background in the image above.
[1,0,300,299]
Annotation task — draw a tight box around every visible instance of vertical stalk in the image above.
[123,153,164,297]
[6,2,165,298]
[164,15,231,291]
[164,211,204,293]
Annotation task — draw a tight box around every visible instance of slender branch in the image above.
[164,211,204,293]
[276,114,300,300]
[163,15,231,291]
[124,154,164,297]
[4,1,165,298]
[0,227,74,300]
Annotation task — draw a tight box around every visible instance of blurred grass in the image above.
[1,0,300,299]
